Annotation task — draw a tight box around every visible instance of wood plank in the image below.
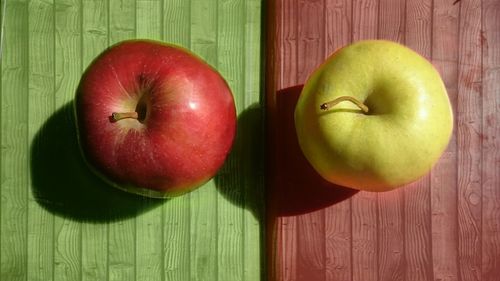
[216,0,246,280]
[297,0,324,83]
[297,211,325,281]
[107,1,136,280]
[107,220,134,281]
[431,0,460,280]
[295,1,326,281]
[277,0,299,90]
[0,0,29,280]
[267,1,300,280]
[481,0,500,280]
[164,0,190,46]
[135,1,163,280]
[53,0,82,280]
[162,196,189,281]
[280,3,299,281]
[376,1,406,281]
[378,0,405,42]
[137,0,161,38]
[404,0,434,280]
[187,0,218,280]
[81,1,108,280]
[324,2,353,281]
[456,0,483,280]
[242,1,265,280]
[27,0,55,280]
[351,1,378,281]
[161,1,191,281]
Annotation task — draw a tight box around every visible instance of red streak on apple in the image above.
[75,40,236,197]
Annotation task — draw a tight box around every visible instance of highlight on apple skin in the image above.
[75,39,237,198]
[294,40,454,192]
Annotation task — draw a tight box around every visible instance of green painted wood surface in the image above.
[0,0,265,280]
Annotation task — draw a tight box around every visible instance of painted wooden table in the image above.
[266,0,499,281]
[0,0,264,281]
[2,0,500,280]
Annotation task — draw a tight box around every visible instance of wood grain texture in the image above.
[457,0,483,280]
[323,2,353,281]
[269,1,299,281]
[404,1,434,280]
[217,0,247,280]
[431,1,460,281]
[266,0,500,281]
[53,0,82,281]
[376,2,405,281]
[81,1,109,281]
[295,1,326,281]
[136,0,163,280]
[0,0,264,281]
[1,0,29,281]
[106,1,137,281]
[162,1,191,281]
[242,1,264,280]
[481,1,500,281]
[188,0,218,280]
[27,1,55,281]
[350,1,378,281]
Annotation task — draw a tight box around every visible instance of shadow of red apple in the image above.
[268,85,358,217]
[213,103,266,278]
[30,102,163,223]
[214,103,265,220]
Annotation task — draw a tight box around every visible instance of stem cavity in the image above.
[111,112,139,121]
[320,96,369,113]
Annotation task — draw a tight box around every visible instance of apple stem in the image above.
[320,96,369,113]
[111,112,139,121]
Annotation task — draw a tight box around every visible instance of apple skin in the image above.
[295,40,453,192]
[75,39,236,198]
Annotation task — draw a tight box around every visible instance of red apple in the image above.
[75,39,237,198]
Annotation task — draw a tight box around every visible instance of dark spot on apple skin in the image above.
[30,102,163,223]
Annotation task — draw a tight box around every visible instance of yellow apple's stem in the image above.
[320,96,369,113]
[111,112,139,121]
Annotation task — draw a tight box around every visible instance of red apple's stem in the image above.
[320,96,369,113]
[111,112,139,121]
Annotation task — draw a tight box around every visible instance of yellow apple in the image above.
[294,40,453,192]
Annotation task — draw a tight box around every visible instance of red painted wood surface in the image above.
[265,0,500,280]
